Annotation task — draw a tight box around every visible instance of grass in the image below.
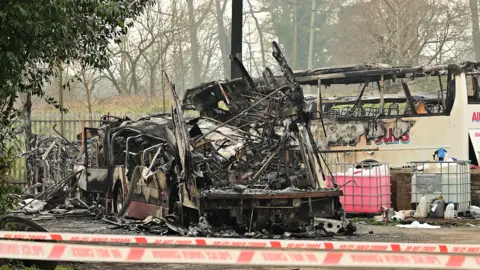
[350,217,406,226]
[32,96,171,115]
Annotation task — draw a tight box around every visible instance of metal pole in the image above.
[231,0,243,79]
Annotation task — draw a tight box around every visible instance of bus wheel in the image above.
[113,182,124,214]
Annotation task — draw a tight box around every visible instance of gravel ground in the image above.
[26,217,480,270]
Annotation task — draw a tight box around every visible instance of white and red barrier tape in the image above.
[0,239,479,269]
[1,231,480,254]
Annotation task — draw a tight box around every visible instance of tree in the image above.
[0,0,152,172]
[470,0,480,61]
[215,0,231,78]
[246,0,267,69]
[72,65,103,115]
[186,0,214,86]
[104,1,194,97]
[260,0,342,69]
[330,0,469,66]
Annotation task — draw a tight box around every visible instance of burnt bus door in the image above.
[79,127,110,193]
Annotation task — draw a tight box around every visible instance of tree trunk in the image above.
[470,0,480,61]
[24,92,33,186]
[306,0,316,94]
[106,68,126,95]
[150,65,156,97]
[172,1,180,94]
[58,62,64,136]
[215,0,230,78]
[119,36,129,95]
[179,41,186,94]
[292,0,298,70]
[307,0,316,70]
[247,0,266,68]
[187,0,202,86]
[81,69,93,115]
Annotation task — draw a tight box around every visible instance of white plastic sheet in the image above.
[396,221,441,229]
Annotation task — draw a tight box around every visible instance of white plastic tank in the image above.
[411,160,471,213]
[414,195,428,218]
[444,201,455,219]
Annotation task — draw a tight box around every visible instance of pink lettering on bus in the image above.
[472,112,480,122]
[375,128,410,145]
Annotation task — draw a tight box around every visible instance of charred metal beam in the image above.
[377,75,385,114]
[262,67,279,89]
[317,147,379,153]
[272,41,297,85]
[193,85,289,145]
[316,80,327,137]
[438,75,446,108]
[205,190,343,200]
[349,83,367,117]
[294,65,449,85]
[230,55,255,90]
[52,124,80,152]
[401,81,417,115]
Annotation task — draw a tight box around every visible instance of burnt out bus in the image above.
[76,42,355,235]
[77,113,179,220]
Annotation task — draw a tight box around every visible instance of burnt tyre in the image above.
[113,181,124,214]
[0,215,59,270]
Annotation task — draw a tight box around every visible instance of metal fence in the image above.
[8,111,199,185]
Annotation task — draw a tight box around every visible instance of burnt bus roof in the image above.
[183,62,480,103]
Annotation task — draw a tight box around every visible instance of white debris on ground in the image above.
[470,205,480,219]
[396,221,441,229]
[19,199,47,213]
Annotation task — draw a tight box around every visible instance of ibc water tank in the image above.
[410,161,471,213]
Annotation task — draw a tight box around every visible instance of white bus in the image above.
[295,62,480,167]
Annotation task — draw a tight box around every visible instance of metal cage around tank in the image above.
[326,161,392,214]
[410,160,471,214]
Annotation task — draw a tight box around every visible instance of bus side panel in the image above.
[320,116,452,167]
[314,73,472,167]
[466,100,480,163]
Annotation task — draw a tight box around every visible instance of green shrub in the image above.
[0,181,21,215]
[0,143,21,214]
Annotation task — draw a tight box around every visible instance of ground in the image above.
[6,217,475,270]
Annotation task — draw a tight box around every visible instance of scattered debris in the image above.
[18,199,47,213]
[381,207,413,222]
[470,205,480,220]
[20,135,85,194]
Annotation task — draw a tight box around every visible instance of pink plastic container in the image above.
[327,164,391,214]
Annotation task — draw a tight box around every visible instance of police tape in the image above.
[1,230,480,254]
[0,239,480,269]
